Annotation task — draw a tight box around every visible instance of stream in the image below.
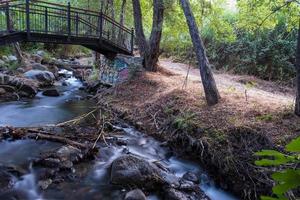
[0,70,238,200]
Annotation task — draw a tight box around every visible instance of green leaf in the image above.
[285,137,300,153]
[271,169,300,195]
[254,150,295,166]
[261,196,287,200]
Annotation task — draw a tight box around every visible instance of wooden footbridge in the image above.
[0,0,134,57]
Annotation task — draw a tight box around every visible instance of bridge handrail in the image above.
[0,0,134,54]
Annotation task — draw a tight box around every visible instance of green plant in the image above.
[256,114,274,122]
[88,65,99,82]
[173,111,197,131]
[255,136,300,200]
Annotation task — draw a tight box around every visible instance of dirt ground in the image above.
[99,59,299,143]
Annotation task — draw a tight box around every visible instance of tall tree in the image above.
[295,22,300,116]
[132,0,164,71]
[179,0,220,106]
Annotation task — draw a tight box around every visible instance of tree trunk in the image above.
[179,0,220,106]
[132,0,164,72]
[119,0,126,26]
[12,42,24,64]
[295,22,300,116]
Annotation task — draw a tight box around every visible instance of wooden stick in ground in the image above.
[29,133,87,149]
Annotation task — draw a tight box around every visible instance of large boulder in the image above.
[34,145,84,170]
[31,54,43,63]
[2,56,9,62]
[31,63,48,71]
[0,59,5,67]
[110,155,165,190]
[0,73,38,98]
[124,189,146,200]
[36,50,46,57]
[42,89,60,97]
[164,187,209,200]
[0,169,15,193]
[0,88,6,95]
[8,55,17,62]
[24,70,55,86]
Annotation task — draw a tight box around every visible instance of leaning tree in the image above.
[179,0,220,106]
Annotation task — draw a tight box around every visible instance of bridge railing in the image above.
[0,0,134,54]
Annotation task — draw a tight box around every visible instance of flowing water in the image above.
[0,70,238,200]
[0,71,94,127]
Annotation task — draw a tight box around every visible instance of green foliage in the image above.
[255,136,300,199]
[160,0,299,82]
[88,65,99,82]
[256,114,274,122]
[0,46,13,57]
[173,111,197,131]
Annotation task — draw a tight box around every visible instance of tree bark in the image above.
[12,42,24,64]
[132,0,164,72]
[119,0,126,26]
[179,0,220,106]
[295,21,300,116]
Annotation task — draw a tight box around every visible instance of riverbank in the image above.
[96,59,300,199]
[0,54,236,200]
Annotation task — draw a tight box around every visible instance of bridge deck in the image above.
[0,0,134,56]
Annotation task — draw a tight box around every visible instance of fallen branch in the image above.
[56,108,98,126]
[29,133,87,149]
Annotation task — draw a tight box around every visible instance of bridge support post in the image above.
[45,8,48,34]
[99,13,103,43]
[26,0,30,39]
[131,28,134,55]
[75,12,79,37]
[67,2,71,40]
[5,3,10,33]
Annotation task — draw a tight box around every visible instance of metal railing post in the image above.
[45,7,48,34]
[26,0,30,39]
[131,28,134,55]
[99,12,103,43]
[5,3,10,33]
[75,12,79,37]
[67,2,71,39]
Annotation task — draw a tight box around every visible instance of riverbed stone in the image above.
[182,172,199,184]
[110,155,165,189]
[0,73,38,98]
[42,89,60,97]
[0,170,14,193]
[124,189,146,200]
[8,55,17,62]
[0,59,5,67]
[38,179,52,190]
[0,88,6,95]
[36,50,46,57]
[0,85,15,93]
[164,187,210,200]
[16,68,25,73]
[31,54,43,63]
[2,56,9,62]
[0,189,30,200]
[24,70,55,86]
[31,63,48,71]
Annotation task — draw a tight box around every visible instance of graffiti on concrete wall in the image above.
[99,56,130,85]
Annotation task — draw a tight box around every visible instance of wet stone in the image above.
[38,179,52,190]
[164,187,210,200]
[110,155,165,190]
[182,172,200,184]
[42,89,60,97]
[124,189,146,200]
[0,169,15,193]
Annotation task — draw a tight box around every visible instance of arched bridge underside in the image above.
[0,0,134,57]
